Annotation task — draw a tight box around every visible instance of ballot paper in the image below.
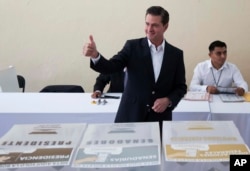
[72,122,161,168]
[220,93,245,102]
[0,123,86,169]
[184,92,210,101]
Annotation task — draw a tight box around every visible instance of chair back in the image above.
[40,85,84,93]
[17,75,25,92]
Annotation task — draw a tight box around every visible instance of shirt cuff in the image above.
[91,54,101,64]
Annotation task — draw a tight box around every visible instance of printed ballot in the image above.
[163,121,250,162]
[0,123,86,169]
[72,122,161,168]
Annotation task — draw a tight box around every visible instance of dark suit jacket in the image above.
[91,37,187,123]
[93,72,125,93]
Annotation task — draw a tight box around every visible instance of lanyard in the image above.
[211,68,223,87]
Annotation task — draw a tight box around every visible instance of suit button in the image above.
[152,91,155,94]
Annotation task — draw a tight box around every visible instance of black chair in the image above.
[40,85,85,93]
[17,75,25,92]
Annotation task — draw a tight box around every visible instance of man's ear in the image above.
[208,52,212,58]
[164,23,169,31]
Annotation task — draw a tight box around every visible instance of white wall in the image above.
[1,0,250,92]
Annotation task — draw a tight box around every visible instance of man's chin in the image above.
[146,33,155,38]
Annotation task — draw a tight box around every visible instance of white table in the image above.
[1,93,249,171]
[0,93,212,138]
[0,93,121,137]
[210,95,250,148]
[173,99,211,121]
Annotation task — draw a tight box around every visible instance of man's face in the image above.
[209,47,227,69]
[145,14,168,45]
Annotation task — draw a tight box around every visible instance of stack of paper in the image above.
[243,92,250,102]
[219,94,245,102]
[184,92,210,101]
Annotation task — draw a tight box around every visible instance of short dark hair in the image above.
[209,40,227,52]
[146,6,169,25]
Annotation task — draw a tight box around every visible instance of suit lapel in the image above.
[141,38,155,85]
[156,41,169,85]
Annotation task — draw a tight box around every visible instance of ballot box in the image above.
[0,123,87,170]
[72,122,161,171]
[162,121,250,171]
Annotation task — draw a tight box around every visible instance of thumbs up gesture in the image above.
[83,35,99,58]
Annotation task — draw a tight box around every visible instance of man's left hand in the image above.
[235,87,245,96]
[152,97,171,113]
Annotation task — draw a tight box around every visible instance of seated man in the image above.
[189,40,248,96]
[91,70,126,98]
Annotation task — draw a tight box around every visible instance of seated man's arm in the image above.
[92,74,111,98]
[189,66,208,92]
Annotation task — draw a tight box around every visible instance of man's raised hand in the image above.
[83,35,98,58]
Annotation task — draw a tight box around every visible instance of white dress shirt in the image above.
[189,59,248,92]
[148,39,165,82]
[92,39,165,83]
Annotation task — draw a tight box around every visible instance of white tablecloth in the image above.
[1,92,249,149]
[210,95,250,149]
[0,93,121,137]
[173,99,211,121]
[1,93,249,171]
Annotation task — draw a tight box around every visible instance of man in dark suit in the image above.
[83,6,187,133]
[91,71,125,98]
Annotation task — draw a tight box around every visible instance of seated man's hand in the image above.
[235,87,245,96]
[91,91,102,98]
[206,86,219,94]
